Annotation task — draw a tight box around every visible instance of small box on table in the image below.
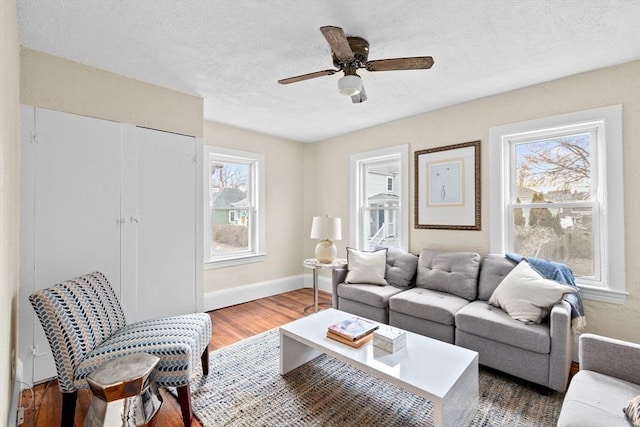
[373,325,406,353]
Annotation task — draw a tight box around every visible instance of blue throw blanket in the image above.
[506,253,587,334]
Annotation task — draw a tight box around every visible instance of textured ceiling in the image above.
[17,0,640,143]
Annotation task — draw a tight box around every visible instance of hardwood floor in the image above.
[21,288,332,427]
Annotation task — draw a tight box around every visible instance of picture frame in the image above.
[414,140,480,230]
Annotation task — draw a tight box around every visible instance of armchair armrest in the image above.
[331,267,348,309]
[579,333,640,384]
[548,300,573,392]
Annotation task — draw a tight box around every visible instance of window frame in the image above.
[489,105,626,303]
[350,144,409,252]
[204,146,265,269]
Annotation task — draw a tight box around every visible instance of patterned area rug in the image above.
[178,329,564,426]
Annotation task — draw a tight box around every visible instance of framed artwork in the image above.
[415,140,480,230]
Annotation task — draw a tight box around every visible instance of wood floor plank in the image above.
[21,288,331,426]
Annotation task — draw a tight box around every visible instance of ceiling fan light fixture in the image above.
[338,74,362,96]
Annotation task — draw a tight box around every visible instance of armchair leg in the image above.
[201,345,209,375]
[177,385,193,427]
[61,390,78,427]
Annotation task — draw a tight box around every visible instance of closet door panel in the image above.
[133,128,197,321]
[25,108,122,382]
[34,108,122,288]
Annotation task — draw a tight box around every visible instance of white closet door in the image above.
[21,107,122,383]
[126,127,197,321]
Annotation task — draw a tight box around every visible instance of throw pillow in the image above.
[624,395,640,427]
[345,248,388,285]
[488,259,575,323]
[386,248,418,288]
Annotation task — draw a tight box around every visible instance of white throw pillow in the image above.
[489,260,575,323]
[345,248,388,285]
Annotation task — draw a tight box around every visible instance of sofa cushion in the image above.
[477,254,518,301]
[389,288,469,326]
[386,248,418,288]
[455,300,551,354]
[345,247,388,285]
[489,260,575,324]
[337,283,405,309]
[557,370,640,427]
[416,249,481,301]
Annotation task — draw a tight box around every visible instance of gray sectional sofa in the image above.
[331,248,574,392]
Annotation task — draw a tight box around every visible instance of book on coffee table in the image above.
[327,317,378,341]
[326,330,373,348]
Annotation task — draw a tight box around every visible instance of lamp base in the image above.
[315,239,337,264]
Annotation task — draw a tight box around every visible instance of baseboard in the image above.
[204,274,334,311]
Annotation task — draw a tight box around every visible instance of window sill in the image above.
[577,283,627,305]
[204,253,266,270]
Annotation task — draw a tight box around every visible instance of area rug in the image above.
[177,329,564,426]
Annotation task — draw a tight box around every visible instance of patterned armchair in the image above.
[29,271,212,427]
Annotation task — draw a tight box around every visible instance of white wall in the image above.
[309,61,640,344]
[203,121,306,293]
[0,0,21,420]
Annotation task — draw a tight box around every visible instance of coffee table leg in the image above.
[280,331,322,374]
[439,358,478,427]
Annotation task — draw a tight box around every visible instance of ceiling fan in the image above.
[278,25,434,103]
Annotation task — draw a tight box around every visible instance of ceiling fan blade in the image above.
[365,56,434,72]
[320,26,354,63]
[278,69,338,85]
[351,85,367,104]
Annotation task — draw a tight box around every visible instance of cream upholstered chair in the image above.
[29,271,211,427]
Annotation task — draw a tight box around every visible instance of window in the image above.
[490,105,625,303]
[204,146,265,268]
[350,144,409,252]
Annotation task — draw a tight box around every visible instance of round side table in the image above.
[303,258,347,315]
[85,353,162,427]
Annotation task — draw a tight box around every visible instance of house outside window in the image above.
[489,105,625,303]
[204,146,265,269]
[350,144,409,252]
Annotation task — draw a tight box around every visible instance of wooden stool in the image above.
[84,353,162,427]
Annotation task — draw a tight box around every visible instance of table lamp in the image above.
[310,215,342,264]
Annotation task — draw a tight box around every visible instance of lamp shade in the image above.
[337,75,362,96]
[310,216,342,241]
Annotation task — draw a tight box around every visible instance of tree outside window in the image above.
[509,133,596,278]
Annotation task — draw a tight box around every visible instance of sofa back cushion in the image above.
[386,248,419,288]
[477,254,518,300]
[416,249,481,301]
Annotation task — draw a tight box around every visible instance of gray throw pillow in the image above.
[386,248,418,288]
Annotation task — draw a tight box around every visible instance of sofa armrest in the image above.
[579,333,640,384]
[331,267,348,309]
[548,300,573,392]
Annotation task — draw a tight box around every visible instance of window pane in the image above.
[210,160,251,258]
[363,208,399,250]
[514,134,592,201]
[211,209,250,256]
[364,160,400,250]
[511,206,595,277]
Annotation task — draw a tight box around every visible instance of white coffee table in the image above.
[280,308,478,427]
